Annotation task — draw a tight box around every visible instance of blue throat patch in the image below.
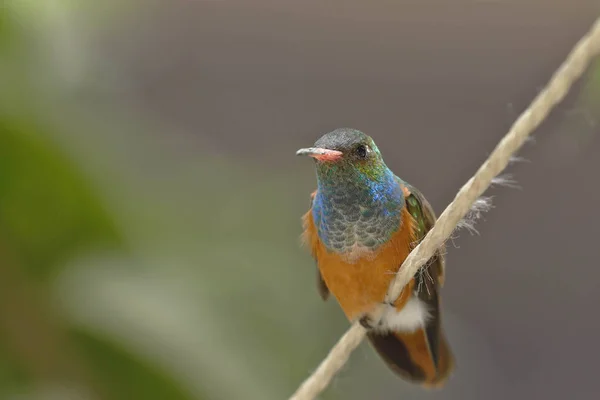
[312,168,404,253]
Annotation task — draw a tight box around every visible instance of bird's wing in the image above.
[304,190,330,301]
[403,181,447,366]
[403,182,446,286]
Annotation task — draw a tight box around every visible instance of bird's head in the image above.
[296,128,388,184]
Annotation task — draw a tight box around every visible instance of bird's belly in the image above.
[317,252,399,320]
[315,213,416,321]
[305,205,418,322]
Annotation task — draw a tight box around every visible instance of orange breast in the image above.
[303,206,417,321]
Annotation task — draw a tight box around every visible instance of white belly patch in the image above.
[375,295,431,333]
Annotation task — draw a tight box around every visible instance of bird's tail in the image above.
[367,326,454,387]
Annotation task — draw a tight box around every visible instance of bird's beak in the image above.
[296,147,343,162]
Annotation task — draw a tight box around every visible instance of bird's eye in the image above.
[355,145,368,159]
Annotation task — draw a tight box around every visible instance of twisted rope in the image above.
[289,16,600,400]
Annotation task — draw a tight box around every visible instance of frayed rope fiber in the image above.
[289,16,600,400]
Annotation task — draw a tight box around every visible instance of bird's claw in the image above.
[359,314,376,330]
[359,302,393,330]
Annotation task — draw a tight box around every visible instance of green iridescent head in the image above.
[296,128,389,182]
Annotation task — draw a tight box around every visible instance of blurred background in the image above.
[1,1,600,399]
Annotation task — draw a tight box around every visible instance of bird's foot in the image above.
[359,314,377,330]
[358,302,389,330]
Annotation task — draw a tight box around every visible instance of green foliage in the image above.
[0,6,208,399]
[0,115,212,399]
[0,120,122,279]
[72,330,196,400]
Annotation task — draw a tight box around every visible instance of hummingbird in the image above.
[297,128,454,387]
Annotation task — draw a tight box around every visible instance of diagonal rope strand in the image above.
[289,16,600,400]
